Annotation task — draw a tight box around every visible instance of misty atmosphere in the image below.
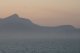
[0,14,80,53]
[0,0,80,53]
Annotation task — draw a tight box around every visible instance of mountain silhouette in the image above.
[0,14,79,31]
[0,14,40,31]
[0,14,80,39]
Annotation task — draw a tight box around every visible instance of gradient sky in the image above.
[0,0,80,28]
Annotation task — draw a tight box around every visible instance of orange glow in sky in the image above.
[0,0,80,28]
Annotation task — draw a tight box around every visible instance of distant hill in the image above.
[0,14,80,39]
[0,14,38,30]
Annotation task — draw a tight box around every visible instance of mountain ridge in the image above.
[0,14,76,27]
[0,14,78,30]
[0,14,80,39]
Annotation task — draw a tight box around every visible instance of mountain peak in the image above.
[6,14,20,19]
[11,14,18,16]
[8,14,33,23]
[0,14,36,28]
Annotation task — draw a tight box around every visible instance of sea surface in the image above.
[0,39,80,53]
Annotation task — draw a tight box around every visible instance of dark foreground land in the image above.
[0,38,80,53]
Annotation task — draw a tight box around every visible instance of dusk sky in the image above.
[0,0,80,28]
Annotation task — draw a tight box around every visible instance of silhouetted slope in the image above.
[0,14,80,39]
[0,14,79,32]
[0,14,40,31]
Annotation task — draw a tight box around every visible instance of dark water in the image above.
[0,39,80,53]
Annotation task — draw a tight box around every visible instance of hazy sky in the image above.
[0,0,80,28]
